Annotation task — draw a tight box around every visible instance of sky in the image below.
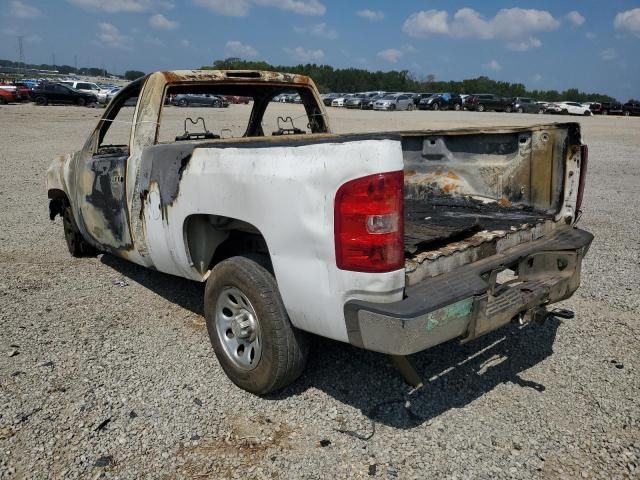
[1,0,640,100]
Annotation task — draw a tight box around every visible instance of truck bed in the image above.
[404,194,555,254]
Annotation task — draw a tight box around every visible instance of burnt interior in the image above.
[404,192,555,255]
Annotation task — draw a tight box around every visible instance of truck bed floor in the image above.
[404,194,555,255]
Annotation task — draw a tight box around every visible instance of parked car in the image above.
[0,85,22,102]
[46,69,593,395]
[0,88,19,104]
[59,81,109,100]
[466,94,511,112]
[412,93,433,105]
[321,93,339,106]
[104,87,122,104]
[584,102,603,115]
[556,102,592,116]
[622,101,640,116]
[600,102,624,115]
[31,83,97,106]
[332,94,356,107]
[344,94,369,109]
[373,93,415,111]
[224,95,251,104]
[362,94,385,110]
[173,94,229,107]
[418,93,462,111]
[12,82,32,100]
[509,97,542,114]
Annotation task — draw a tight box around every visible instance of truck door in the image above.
[74,92,137,251]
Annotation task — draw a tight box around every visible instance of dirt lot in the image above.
[1,103,639,479]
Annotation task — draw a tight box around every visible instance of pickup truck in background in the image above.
[47,70,593,394]
[465,93,513,112]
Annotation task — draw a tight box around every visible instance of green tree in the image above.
[124,70,145,81]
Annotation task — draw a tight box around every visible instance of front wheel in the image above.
[505,106,512,113]
[432,103,439,111]
[178,99,188,107]
[205,256,309,395]
[76,97,86,106]
[453,103,461,111]
[624,110,630,117]
[407,103,414,111]
[34,96,47,106]
[517,107,524,113]
[477,104,485,112]
[62,206,97,257]
[583,110,592,116]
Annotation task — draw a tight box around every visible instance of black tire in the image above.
[516,107,524,113]
[561,109,569,115]
[603,110,608,116]
[0,97,6,105]
[623,110,630,117]
[478,104,485,112]
[389,104,396,111]
[538,108,544,114]
[76,97,86,107]
[432,103,439,111]
[34,96,48,106]
[204,256,309,395]
[583,110,592,116]
[62,206,97,257]
[212,100,221,108]
[453,103,461,111]
[179,99,188,107]
[505,106,512,113]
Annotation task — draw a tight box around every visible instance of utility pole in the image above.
[74,54,78,72]
[18,36,24,68]
[52,53,56,69]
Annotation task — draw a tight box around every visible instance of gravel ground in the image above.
[1,103,639,479]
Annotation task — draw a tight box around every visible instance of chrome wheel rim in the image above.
[215,286,262,370]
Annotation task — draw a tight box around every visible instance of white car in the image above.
[331,94,354,107]
[373,93,415,111]
[60,81,110,103]
[556,101,592,116]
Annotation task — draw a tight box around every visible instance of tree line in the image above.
[205,57,620,104]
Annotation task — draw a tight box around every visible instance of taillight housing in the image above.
[576,145,588,213]
[334,171,404,273]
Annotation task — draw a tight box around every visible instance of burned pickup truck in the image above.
[47,70,593,394]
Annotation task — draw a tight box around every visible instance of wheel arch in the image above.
[183,214,273,278]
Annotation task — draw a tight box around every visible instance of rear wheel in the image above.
[62,206,97,257]
[478,104,485,112]
[76,97,86,106]
[517,107,524,113]
[583,110,592,116]
[453,103,461,111]
[205,256,309,395]
[505,106,513,113]
[35,96,47,106]
[179,99,188,107]
[624,110,630,117]
[432,103,439,111]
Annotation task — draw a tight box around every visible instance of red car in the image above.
[13,83,32,100]
[223,95,251,104]
[0,88,19,104]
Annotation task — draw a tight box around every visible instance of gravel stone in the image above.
[1,103,639,478]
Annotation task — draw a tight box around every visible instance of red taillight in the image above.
[576,145,588,213]
[334,171,404,273]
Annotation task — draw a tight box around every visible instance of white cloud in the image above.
[294,23,337,39]
[149,13,178,29]
[284,46,324,62]
[68,0,160,12]
[484,59,502,71]
[403,8,559,42]
[566,11,585,26]
[614,8,640,37]
[194,0,324,17]
[403,10,450,36]
[377,48,403,63]
[600,48,617,61]
[402,44,417,53]
[254,0,325,15]
[531,73,543,83]
[96,22,130,48]
[225,40,258,57]
[193,0,251,16]
[10,0,41,18]
[507,36,542,51]
[356,9,384,22]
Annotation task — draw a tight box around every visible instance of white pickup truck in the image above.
[47,70,593,394]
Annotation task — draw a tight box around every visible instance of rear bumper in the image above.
[344,228,593,355]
